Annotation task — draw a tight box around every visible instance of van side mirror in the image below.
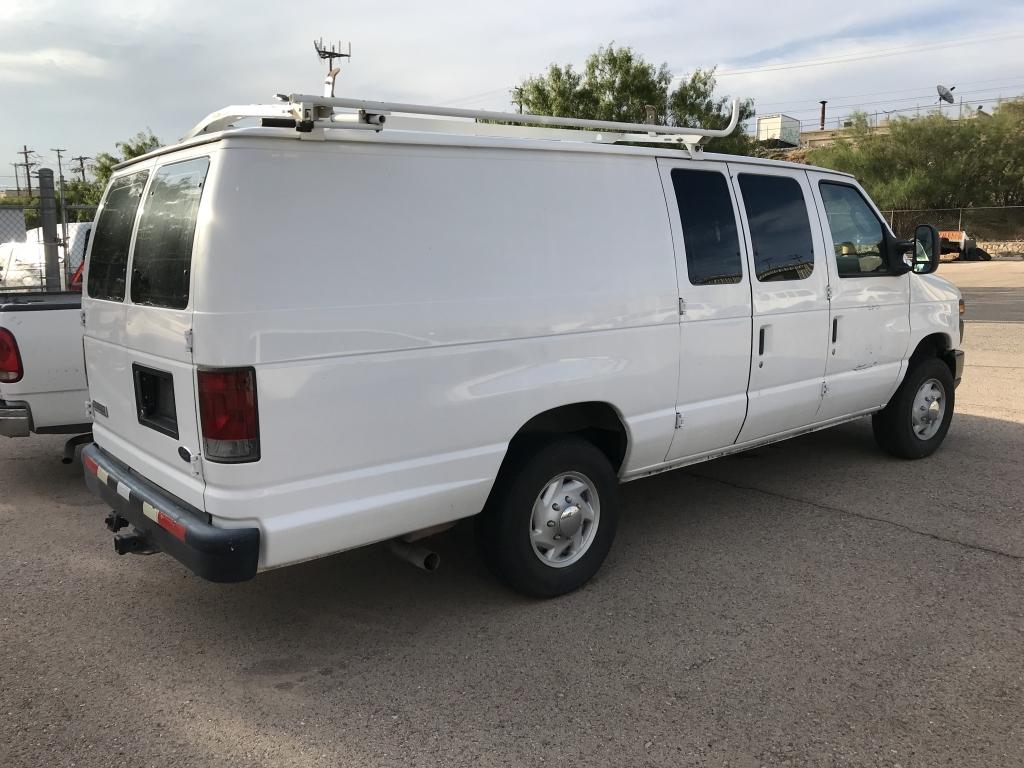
[908,224,940,274]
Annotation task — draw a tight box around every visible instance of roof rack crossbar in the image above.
[183,93,741,154]
[287,93,740,139]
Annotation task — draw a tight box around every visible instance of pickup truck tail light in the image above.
[0,328,23,383]
[197,368,260,463]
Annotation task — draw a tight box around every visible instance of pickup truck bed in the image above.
[0,292,89,437]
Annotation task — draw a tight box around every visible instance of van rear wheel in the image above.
[478,437,618,598]
[872,357,955,459]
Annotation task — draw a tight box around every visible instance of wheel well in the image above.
[504,402,629,474]
[910,333,956,376]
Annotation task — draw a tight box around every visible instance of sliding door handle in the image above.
[758,327,765,355]
[832,317,838,343]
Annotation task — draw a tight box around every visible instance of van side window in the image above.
[738,174,815,282]
[130,157,210,310]
[819,182,887,276]
[86,171,149,302]
[670,169,743,285]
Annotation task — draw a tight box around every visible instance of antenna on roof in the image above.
[314,38,352,98]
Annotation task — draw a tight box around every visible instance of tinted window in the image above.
[130,158,210,309]
[819,182,887,276]
[671,169,743,285]
[738,174,815,282]
[86,171,149,301]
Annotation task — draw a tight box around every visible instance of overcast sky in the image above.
[2,0,1023,185]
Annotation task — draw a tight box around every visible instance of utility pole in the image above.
[38,169,61,292]
[511,86,524,115]
[51,148,69,257]
[17,145,36,198]
[71,155,90,183]
[10,163,21,196]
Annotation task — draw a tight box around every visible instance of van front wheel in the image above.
[872,357,955,459]
[478,437,618,598]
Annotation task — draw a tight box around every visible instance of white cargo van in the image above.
[81,94,964,596]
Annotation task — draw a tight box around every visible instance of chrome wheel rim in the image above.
[530,472,600,568]
[912,378,946,441]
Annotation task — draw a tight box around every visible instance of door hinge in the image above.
[826,285,833,301]
[189,452,203,479]
[821,381,829,397]
[678,297,686,316]
[184,329,193,353]
[675,412,684,429]
[80,309,86,327]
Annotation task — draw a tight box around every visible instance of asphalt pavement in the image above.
[2,263,1022,767]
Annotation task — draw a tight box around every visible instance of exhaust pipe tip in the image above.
[389,539,440,572]
[422,550,441,572]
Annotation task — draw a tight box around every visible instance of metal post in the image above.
[38,169,61,293]
[11,163,21,196]
[958,207,963,232]
[52,148,69,283]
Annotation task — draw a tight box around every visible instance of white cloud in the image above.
[0,48,111,83]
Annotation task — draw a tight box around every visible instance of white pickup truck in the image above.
[81,93,965,597]
[1,292,91,457]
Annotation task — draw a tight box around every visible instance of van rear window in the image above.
[130,158,210,309]
[86,171,149,302]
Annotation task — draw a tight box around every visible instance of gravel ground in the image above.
[1,270,1022,767]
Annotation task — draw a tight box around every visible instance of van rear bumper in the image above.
[0,400,31,437]
[82,443,260,583]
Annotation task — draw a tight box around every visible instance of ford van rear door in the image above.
[84,156,212,510]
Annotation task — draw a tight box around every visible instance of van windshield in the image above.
[86,171,149,302]
[130,157,210,309]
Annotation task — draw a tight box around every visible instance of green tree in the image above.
[807,101,1024,210]
[515,45,753,154]
[669,68,755,155]
[92,129,161,188]
[518,44,671,124]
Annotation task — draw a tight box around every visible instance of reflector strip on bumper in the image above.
[81,443,259,582]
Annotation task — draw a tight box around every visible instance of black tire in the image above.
[872,357,955,459]
[477,437,618,598]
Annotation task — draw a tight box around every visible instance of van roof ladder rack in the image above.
[184,94,741,155]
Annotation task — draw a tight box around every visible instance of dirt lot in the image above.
[2,264,1022,767]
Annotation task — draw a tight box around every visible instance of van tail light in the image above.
[0,328,24,383]
[197,368,260,463]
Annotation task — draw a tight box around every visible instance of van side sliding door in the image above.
[657,160,753,462]
[728,164,831,443]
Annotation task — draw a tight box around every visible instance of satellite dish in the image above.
[937,84,956,104]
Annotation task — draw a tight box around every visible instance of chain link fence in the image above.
[0,203,98,294]
[884,206,1024,259]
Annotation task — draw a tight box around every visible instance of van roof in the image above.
[115,95,853,179]
[117,125,852,179]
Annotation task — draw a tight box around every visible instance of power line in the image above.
[755,75,1024,109]
[794,99,1004,128]
[769,83,1024,119]
[707,31,1024,78]
[440,86,511,107]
